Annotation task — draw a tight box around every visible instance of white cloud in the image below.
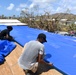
[16,0,76,15]
[7,3,14,10]
[40,0,75,14]
[29,3,35,9]
[30,0,56,3]
[28,0,59,14]
[22,8,29,12]
[19,3,27,8]
[16,3,27,12]
[55,7,63,13]
[29,0,56,8]
[16,8,21,11]
[15,0,58,14]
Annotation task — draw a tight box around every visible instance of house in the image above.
[59,19,67,25]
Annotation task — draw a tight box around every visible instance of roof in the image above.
[0,42,62,75]
[60,19,67,21]
[1,25,75,75]
[0,19,20,23]
[0,19,27,25]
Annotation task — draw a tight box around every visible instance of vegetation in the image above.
[19,9,76,33]
[0,8,76,33]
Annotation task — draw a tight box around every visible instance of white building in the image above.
[0,19,27,26]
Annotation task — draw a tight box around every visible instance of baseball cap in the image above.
[37,33,47,42]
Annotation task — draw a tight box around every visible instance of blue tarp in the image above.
[0,40,16,64]
[0,25,76,75]
[0,55,5,64]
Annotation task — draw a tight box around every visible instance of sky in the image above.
[0,0,76,16]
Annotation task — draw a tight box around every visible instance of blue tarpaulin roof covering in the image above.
[0,25,76,75]
[0,40,16,63]
[0,40,16,56]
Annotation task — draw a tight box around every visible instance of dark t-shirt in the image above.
[0,29,10,39]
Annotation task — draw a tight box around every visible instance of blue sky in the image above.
[0,0,76,16]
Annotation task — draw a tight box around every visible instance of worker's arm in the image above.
[37,53,53,66]
[5,34,9,38]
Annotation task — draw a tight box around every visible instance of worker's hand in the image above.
[48,63,53,66]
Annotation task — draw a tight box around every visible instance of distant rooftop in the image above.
[0,19,27,26]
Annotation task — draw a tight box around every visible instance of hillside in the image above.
[51,13,76,20]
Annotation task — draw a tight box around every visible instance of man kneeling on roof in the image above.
[0,26,14,41]
[18,33,53,75]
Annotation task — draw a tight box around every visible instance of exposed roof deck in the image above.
[0,43,62,75]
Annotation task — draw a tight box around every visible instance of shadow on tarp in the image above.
[43,54,68,75]
[33,63,68,75]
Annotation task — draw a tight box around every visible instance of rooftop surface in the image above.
[0,19,27,25]
[0,43,63,75]
[0,25,76,75]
